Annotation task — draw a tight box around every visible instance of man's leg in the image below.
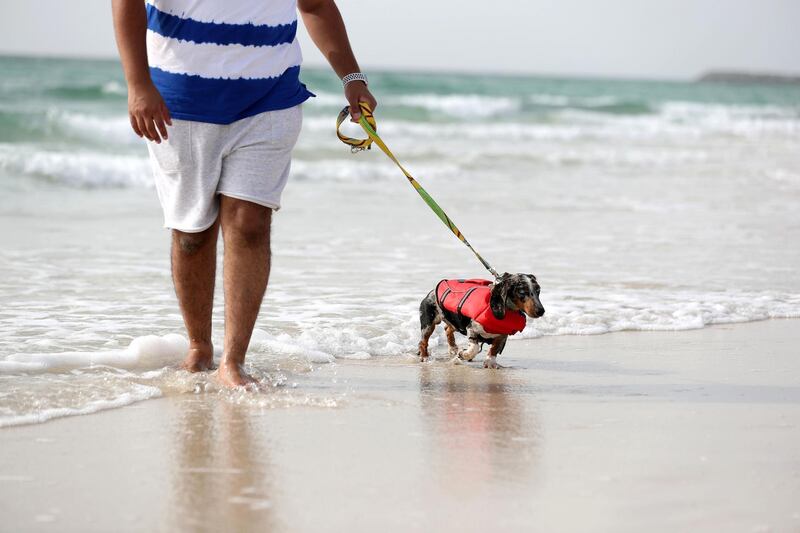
[218,195,272,387]
[172,221,220,371]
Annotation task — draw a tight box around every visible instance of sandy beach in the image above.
[2,5,800,532]
[2,319,798,532]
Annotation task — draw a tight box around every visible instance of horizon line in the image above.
[3,51,800,84]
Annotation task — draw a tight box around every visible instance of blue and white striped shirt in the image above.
[145,0,314,124]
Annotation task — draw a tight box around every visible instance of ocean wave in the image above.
[1,288,797,427]
[242,289,800,360]
[1,334,187,374]
[656,101,800,137]
[0,384,162,428]
[290,158,462,182]
[101,80,128,96]
[47,109,140,145]
[3,289,797,371]
[528,93,654,114]
[310,90,655,117]
[0,107,140,146]
[765,168,800,189]
[0,145,151,188]
[390,93,520,118]
[306,90,797,129]
[306,90,521,118]
[0,98,796,190]
[303,98,800,141]
[43,82,127,101]
[520,290,800,337]
[0,96,795,164]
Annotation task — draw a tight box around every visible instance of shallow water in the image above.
[1,56,799,427]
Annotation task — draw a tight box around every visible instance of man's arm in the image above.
[298,0,377,122]
[111,0,171,143]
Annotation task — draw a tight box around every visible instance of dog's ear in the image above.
[490,274,511,319]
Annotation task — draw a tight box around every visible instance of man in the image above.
[112,0,376,387]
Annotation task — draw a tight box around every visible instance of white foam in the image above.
[302,101,799,146]
[528,94,571,106]
[101,81,127,96]
[528,94,629,108]
[242,290,800,360]
[303,90,347,108]
[306,91,521,118]
[1,289,798,429]
[2,334,187,374]
[0,384,162,428]
[290,158,461,183]
[390,93,520,118]
[0,145,151,188]
[48,109,140,145]
[516,290,800,338]
[249,329,335,363]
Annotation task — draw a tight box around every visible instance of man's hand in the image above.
[298,0,377,122]
[112,0,172,143]
[128,81,172,143]
[345,81,377,122]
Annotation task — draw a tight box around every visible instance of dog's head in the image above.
[490,273,545,320]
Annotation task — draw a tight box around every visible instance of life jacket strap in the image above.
[456,288,478,321]
[435,280,450,310]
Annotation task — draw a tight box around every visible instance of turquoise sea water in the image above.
[1,55,799,426]
[2,55,799,178]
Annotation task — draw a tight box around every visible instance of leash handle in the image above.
[335,103,376,152]
[336,103,501,280]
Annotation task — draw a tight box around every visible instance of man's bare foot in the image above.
[218,360,257,388]
[180,343,215,372]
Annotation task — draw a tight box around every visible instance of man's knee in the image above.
[174,227,215,256]
[223,200,271,247]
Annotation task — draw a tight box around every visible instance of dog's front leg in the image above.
[484,336,507,369]
[458,336,480,362]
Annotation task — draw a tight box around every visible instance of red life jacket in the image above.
[435,279,526,336]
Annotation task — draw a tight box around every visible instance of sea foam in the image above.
[2,334,187,374]
[0,145,151,188]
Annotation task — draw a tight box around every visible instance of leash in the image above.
[336,102,501,280]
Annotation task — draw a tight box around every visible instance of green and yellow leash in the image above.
[336,102,501,280]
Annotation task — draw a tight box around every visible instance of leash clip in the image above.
[350,145,370,154]
[337,103,376,154]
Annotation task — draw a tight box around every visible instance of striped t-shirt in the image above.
[145,0,314,124]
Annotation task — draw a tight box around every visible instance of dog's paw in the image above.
[448,346,459,357]
[458,351,477,362]
[419,356,429,363]
[483,357,498,369]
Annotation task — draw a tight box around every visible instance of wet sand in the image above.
[1,319,799,532]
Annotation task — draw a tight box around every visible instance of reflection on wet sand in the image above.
[168,397,281,532]
[418,364,540,497]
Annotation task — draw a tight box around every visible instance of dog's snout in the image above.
[537,306,545,317]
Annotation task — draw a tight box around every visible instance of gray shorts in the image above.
[146,105,302,232]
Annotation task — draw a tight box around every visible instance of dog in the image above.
[418,273,544,368]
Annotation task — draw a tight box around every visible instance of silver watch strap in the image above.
[342,72,368,86]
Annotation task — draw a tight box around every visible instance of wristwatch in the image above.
[342,72,368,87]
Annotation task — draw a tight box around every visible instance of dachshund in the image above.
[417,273,544,368]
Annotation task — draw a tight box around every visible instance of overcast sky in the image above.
[1,0,798,79]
